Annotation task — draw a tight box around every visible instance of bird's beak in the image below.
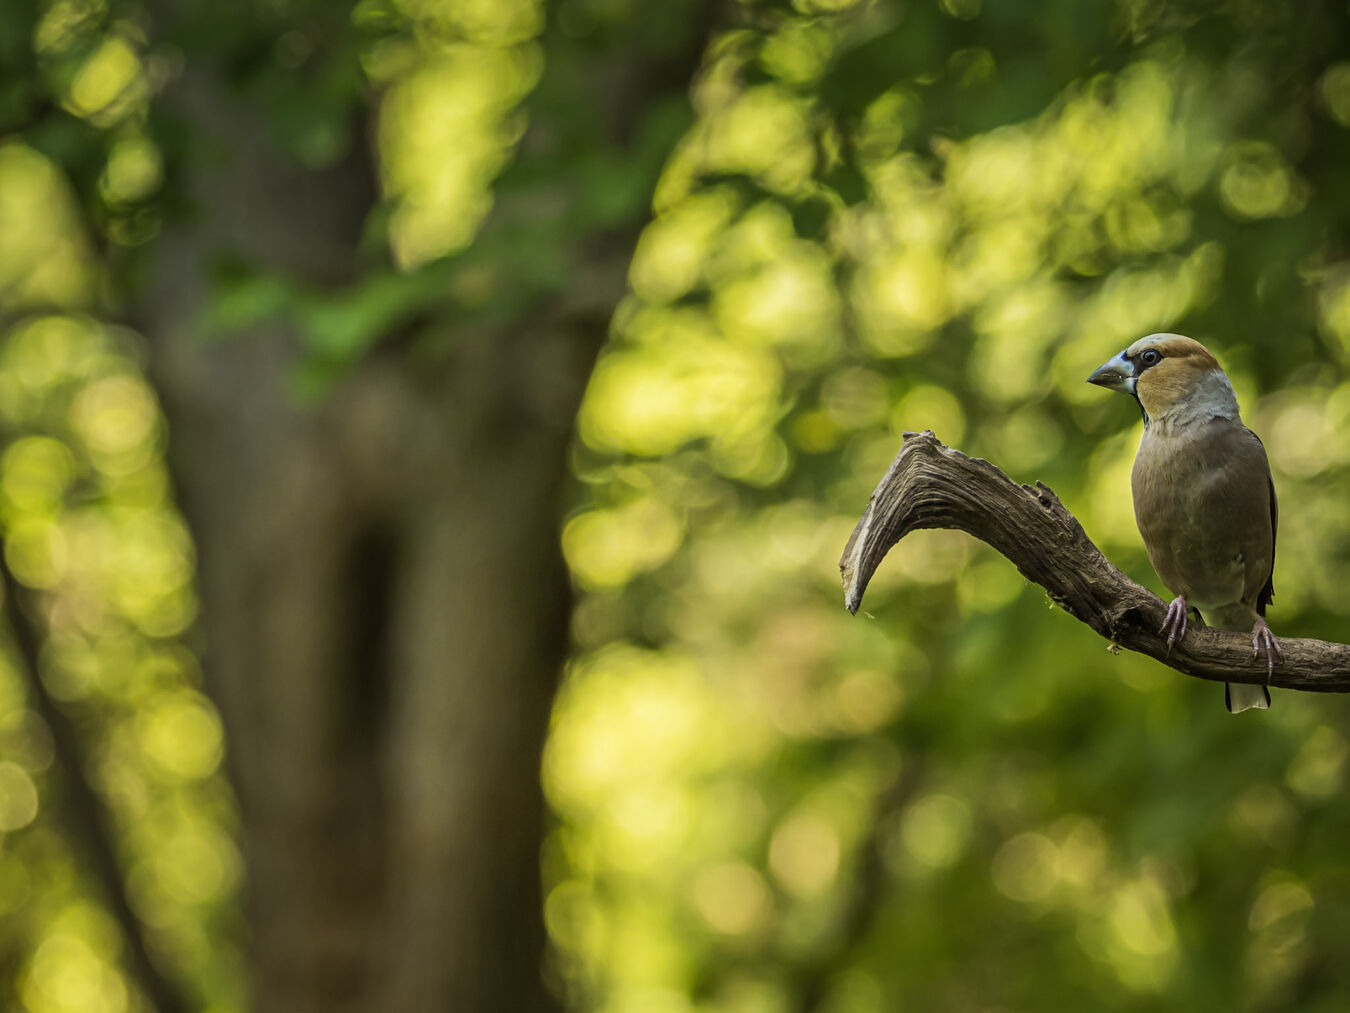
[1087,352,1136,394]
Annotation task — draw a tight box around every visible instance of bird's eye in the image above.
[1139,349,1162,366]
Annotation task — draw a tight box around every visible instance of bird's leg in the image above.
[1159,595,1188,654]
[1250,614,1282,678]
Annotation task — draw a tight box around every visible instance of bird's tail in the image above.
[1207,603,1271,713]
[1225,682,1270,713]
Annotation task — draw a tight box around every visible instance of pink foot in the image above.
[1251,617,1282,676]
[1159,596,1188,654]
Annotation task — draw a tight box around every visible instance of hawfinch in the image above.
[1088,333,1278,713]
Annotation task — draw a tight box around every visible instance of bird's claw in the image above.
[1159,596,1188,655]
[1251,618,1282,677]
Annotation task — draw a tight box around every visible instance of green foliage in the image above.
[554,2,1350,1012]
[0,316,241,1012]
[5,0,1350,1011]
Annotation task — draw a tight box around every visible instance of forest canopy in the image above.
[1,0,1349,1011]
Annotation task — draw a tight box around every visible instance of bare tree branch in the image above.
[839,430,1350,694]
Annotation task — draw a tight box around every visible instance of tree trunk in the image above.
[138,66,602,1013]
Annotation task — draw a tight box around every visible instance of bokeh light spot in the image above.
[897,793,972,871]
[630,189,740,304]
[69,374,158,474]
[0,154,96,308]
[563,498,684,589]
[99,137,162,206]
[153,824,238,903]
[1285,725,1348,799]
[1321,63,1350,127]
[141,694,224,781]
[1218,143,1304,219]
[0,761,39,830]
[5,518,68,588]
[21,910,128,1013]
[380,44,542,266]
[940,0,981,19]
[1,437,75,515]
[68,36,143,124]
[693,862,772,936]
[991,831,1059,902]
[830,669,902,734]
[769,811,840,896]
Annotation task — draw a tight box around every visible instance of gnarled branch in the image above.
[839,431,1350,694]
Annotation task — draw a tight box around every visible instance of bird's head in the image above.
[1088,333,1235,424]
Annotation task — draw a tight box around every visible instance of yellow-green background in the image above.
[3,0,1350,1010]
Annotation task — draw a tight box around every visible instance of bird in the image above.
[1088,333,1279,713]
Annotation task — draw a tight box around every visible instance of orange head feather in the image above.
[1123,334,1227,420]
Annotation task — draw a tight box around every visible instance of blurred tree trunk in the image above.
[147,318,585,1013]
[133,9,696,1008]
[140,108,581,1013]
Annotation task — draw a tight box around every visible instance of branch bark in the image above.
[839,431,1350,694]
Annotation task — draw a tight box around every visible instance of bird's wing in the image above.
[1258,471,1276,614]
[1232,425,1276,615]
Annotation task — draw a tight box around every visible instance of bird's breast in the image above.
[1131,425,1268,610]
